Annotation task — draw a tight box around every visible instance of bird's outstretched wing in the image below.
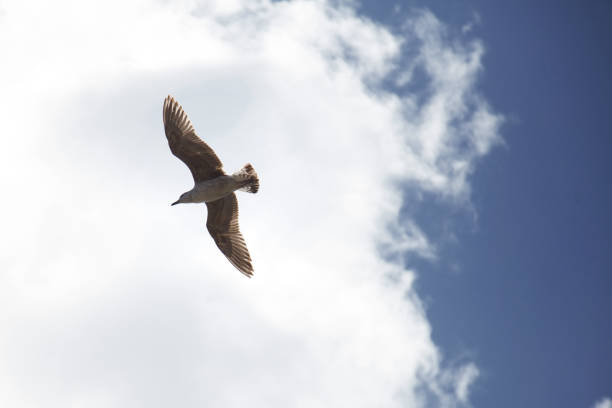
[206,193,254,277]
[163,95,225,182]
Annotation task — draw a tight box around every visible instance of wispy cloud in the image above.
[0,1,501,407]
[461,11,482,34]
[594,397,612,408]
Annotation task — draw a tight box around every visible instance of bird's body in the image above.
[179,175,243,204]
[163,95,258,277]
[191,176,241,203]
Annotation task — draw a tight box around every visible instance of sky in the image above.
[0,0,609,407]
[355,1,612,407]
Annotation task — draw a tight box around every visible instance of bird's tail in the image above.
[233,163,259,193]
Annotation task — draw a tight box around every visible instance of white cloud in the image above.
[461,12,481,34]
[0,1,501,407]
[594,397,612,408]
[453,363,480,403]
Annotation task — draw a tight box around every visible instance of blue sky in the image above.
[0,1,609,407]
[359,0,612,406]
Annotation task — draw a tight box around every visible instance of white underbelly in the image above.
[191,176,238,203]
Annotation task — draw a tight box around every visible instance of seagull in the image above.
[163,95,259,277]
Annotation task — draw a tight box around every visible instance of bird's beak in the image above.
[171,200,180,206]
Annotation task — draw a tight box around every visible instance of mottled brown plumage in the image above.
[163,96,224,182]
[163,95,256,277]
[206,194,253,276]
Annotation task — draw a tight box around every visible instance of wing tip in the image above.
[163,95,174,125]
[163,94,173,110]
[163,94,194,133]
[234,259,254,278]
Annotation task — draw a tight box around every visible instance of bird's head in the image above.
[171,191,192,206]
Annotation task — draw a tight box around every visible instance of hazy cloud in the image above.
[594,397,612,408]
[0,1,501,407]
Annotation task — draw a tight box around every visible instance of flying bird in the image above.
[163,95,259,277]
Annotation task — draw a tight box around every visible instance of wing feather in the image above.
[206,194,254,277]
[163,95,225,182]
